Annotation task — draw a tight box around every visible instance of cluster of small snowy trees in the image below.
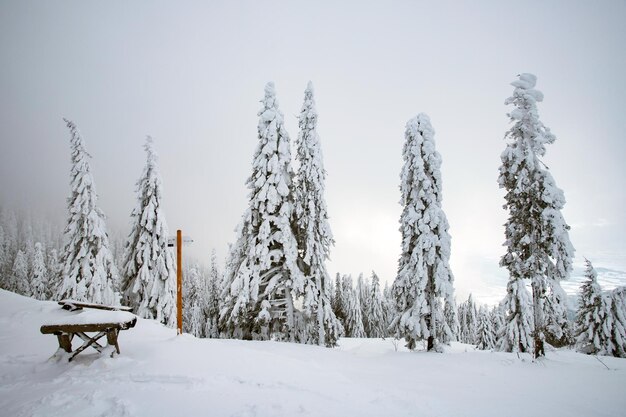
[181,251,221,338]
[330,272,392,338]
[0,207,62,300]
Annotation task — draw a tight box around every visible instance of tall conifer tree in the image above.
[220,83,304,341]
[390,114,455,351]
[498,74,575,358]
[122,137,176,326]
[294,82,342,346]
[57,119,118,305]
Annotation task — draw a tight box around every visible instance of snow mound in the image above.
[1,289,625,417]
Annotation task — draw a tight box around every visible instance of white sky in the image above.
[1,0,624,305]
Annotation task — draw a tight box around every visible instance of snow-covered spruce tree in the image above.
[491,303,506,347]
[57,119,119,305]
[205,249,221,338]
[121,137,176,326]
[608,287,626,357]
[332,272,347,327]
[220,83,304,342]
[459,294,478,344]
[498,74,574,358]
[357,273,371,336]
[12,249,29,295]
[390,114,456,351]
[383,281,395,337]
[183,264,207,337]
[574,260,610,355]
[46,248,61,297]
[367,271,387,338]
[293,82,343,346]
[442,297,460,343]
[476,305,496,350]
[498,278,534,353]
[344,276,366,338]
[30,242,48,300]
[544,277,573,347]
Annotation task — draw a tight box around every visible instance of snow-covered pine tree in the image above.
[442,297,460,343]
[383,281,395,337]
[544,277,573,347]
[121,136,176,326]
[498,74,575,358]
[390,114,456,351]
[343,276,365,338]
[12,249,29,295]
[220,82,304,342]
[498,278,534,353]
[608,287,626,357]
[183,263,206,337]
[46,248,61,298]
[574,260,611,355]
[205,249,221,338]
[332,272,346,327]
[367,271,387,338]
[458,294,478,344]
[293,82,342,347]
[490,303,506,347]
[30,242,48,300]
[357,273,371,337]
[476,305,496,350]
[57,119,119,305]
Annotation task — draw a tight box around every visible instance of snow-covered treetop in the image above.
[64,118,92,167]
[504,73,555,159]
[399,113,451,273]
[295,81,333,266]
[401,113,443,206]
[62,118,107,240]
[247,81,293,216]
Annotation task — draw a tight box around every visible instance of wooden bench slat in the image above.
[58,300,133,312]
[40,318,137,335]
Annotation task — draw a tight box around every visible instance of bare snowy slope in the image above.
[0,289,624,417]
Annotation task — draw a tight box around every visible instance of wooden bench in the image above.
[41,301,137,362]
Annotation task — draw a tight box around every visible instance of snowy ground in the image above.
[1,290,625,417]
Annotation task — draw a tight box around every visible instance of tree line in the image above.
[0,74,624,358]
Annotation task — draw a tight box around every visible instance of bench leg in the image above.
[106,328,120,357]
[68,331,106,362]
[57,333,72,353]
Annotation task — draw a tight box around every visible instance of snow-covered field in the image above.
[1,289,624,417]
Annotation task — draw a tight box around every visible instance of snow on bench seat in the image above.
[42,309,136,327]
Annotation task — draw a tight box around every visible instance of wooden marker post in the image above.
[176,229,183,335]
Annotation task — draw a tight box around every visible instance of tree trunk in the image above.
[532,277,545,358]
[427,266,436,352]
[427,335,435,351]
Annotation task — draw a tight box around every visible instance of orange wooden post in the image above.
[176,229,183,335]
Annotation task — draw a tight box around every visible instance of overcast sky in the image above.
[1,0,624,304]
